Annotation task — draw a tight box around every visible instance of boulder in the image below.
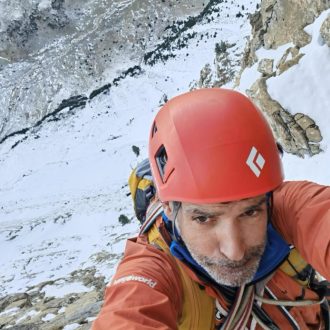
[41,291,102,330]
[306,126,322,143]
[247,78,322,156]
[258,58,274,75]
[294,113,315,130]
[0,293,31,311]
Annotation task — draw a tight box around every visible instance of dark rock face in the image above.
[1,3,69,58]
[0,0,208,142]
[52,0,65,11]
[6,16,38,48]
[144,0,225,66]
[1,64,143,148]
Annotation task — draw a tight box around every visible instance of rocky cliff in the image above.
[192,0,330,157]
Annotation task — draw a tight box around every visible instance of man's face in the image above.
[164,195,268,287]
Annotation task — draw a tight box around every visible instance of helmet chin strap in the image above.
[170,203,183,244]
[162,211,213,280]
[266,191,273,223]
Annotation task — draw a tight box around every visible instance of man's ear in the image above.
[162,201,173,220]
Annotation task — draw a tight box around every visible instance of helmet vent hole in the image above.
[276,142,284,158]
[155,145,167,181]
[151,122,158,137]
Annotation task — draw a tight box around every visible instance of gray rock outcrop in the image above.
[243,0,330,69]
[238,0,329,156]
[247,78,322,157]
[190,41,240,90]
[320,15,330,46]
[0,267,105,329]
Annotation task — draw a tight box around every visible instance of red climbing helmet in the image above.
[149,88,284,203]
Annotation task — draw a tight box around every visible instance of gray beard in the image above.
[184,241,266,287]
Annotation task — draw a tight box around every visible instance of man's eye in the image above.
[193,216,208,223]
[243,209,258,217]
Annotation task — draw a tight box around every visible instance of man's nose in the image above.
[217,221,245,261]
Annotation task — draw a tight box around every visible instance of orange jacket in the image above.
[93,181,330,330]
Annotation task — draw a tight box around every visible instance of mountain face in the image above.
[0,0,329,328]
[0,0,211,140]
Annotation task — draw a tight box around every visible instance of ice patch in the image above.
[42,313,56,321]
[63,323,81,330]
[0,307,19,317]
[41,282,93,298]
[38,0,52,11]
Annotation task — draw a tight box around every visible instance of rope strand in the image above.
[255,295,325,307]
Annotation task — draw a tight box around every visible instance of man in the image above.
[93,88,330,329]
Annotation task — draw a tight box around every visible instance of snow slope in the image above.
[0,0,260,297]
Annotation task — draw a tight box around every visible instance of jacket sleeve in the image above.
[92,239,183,330]
[273,181,330,280]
